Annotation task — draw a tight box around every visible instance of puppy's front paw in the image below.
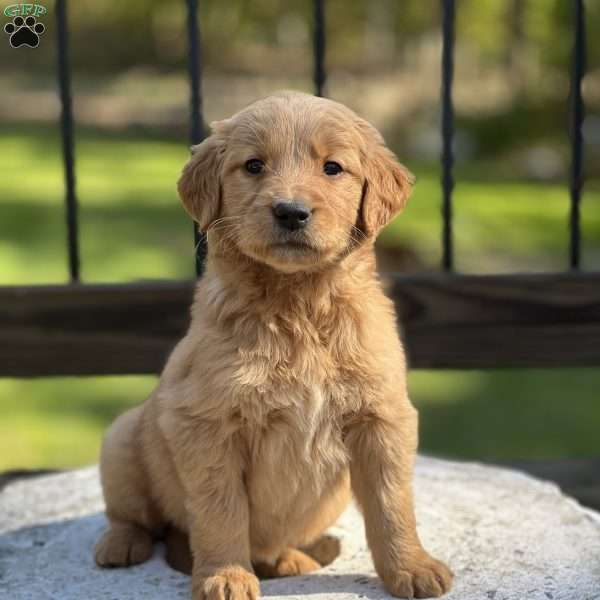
[195,566,260,600]
[381,551,453,598]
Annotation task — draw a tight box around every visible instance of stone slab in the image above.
[1,457,599,600]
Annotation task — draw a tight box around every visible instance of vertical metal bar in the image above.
[55,0,80,282]
[185,0,206,276]
[441,0,455,272]
[569,0,586,270]
[313,0,326,97]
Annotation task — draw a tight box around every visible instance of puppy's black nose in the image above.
[273,202,312,231]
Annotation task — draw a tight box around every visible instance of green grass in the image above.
[1,122,600,470]
[1,124,192,284]
[381,165,600,272]
[411,369,600,459]
[0,376,155,469]
[2,123,599,284]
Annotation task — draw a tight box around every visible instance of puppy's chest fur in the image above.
[242,383,348,515]
[186,270,386,520]
[230,299,369,414]
[211,294,371,501]
[201,273,374,419]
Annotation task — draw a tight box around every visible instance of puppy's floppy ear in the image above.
[177,122,228,231]
[356,121,414,237]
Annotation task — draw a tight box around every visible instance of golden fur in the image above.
[94,92,452,599]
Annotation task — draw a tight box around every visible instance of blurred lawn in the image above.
[2,122,599,284]
[1,124,192,284]
[1,123,600,470]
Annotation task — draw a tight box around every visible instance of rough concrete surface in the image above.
[1,457,599,600]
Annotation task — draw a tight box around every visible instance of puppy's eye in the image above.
[245,159,265,175]
[323,161,343,176]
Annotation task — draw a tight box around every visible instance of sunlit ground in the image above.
[1,123,600,470]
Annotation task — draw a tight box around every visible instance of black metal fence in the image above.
[1,0,598,377]
[53,0,587,282]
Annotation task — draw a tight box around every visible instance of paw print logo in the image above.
[4,15,45,48]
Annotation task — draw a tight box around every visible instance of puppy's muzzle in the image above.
[273,201,312,231]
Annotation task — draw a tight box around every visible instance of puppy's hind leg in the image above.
[95,407,163,568]
[164,526,193,575]
[253,535,341,579]
[301,534,341,567]
[254,548,322,579]
[95,522,154,568]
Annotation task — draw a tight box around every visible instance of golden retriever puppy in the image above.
[94,91,452,600]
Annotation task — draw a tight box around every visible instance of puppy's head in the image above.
[178,92,413,273]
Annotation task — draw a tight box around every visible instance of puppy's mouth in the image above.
[239,228,327,271]
[268,229,319,253]
[270,240,317,252]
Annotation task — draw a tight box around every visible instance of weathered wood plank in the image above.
[0,281,194,377]
[0,273,599,376]
[388,272,600,368]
